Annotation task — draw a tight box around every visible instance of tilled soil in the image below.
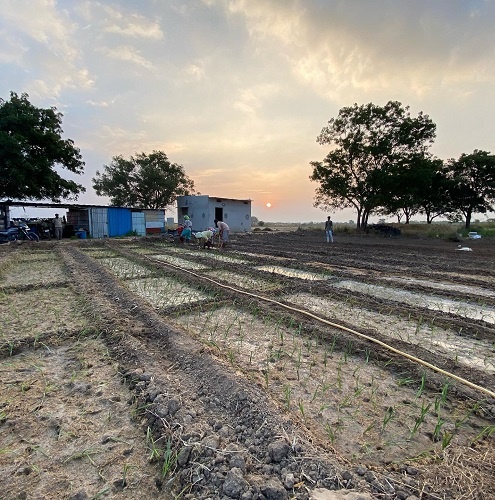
[1,230,494,500]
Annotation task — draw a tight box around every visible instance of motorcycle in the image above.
[0,222,40,243]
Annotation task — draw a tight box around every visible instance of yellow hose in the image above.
[149,255,495,400]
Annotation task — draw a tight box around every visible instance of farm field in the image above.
[1,230,494,500]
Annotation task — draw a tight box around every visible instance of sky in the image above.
[1,0,495,223]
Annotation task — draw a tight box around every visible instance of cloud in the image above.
[87,100,111,107]
[75,2,163,40]
[98,45,155,70]
[183,60,208,81]
[221,0,495,101]
[104,15,163,40]
[105,16,163,40]
[0,0,79,59]
[233,83,281,116]
[0,0,94,97]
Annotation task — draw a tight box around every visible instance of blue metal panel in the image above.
[89,208,108,238]
[132,212,146,236]
[108,207,132,237]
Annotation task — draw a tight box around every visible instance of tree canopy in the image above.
[0,92,85,201]
[310,101,436,229]
[445,150,495,229]
[92,151,195,209]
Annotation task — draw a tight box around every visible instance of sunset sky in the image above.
[1,0,494,223]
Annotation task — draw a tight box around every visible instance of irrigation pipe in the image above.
[148,254,495,400]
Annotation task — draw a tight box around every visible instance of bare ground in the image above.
[1,230,494,500]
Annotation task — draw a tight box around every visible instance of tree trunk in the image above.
[360,210,370,230]
[464,209,472,229]
[356,208,362,229]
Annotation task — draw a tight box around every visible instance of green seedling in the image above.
[434,397,441,414]
[397,377,414,387]
[329,335,337,356]
[146,427,161,462]
[298,400,305,418]
[411,401,431,436]
[433,416,445,441]
[363,422,376,435]
[324,422,337,444]
[455,402,480,429]
[365,347,371,363]
[339,394,352,410]
[64,448,100,466]
[382,406,394,430]
[311,384,320,403]
[441,431,454,450]
[440,382,449,405]
[473,424,495,443]
[416,373,426,398]
[122,463,137,487]
[162,439,177,479]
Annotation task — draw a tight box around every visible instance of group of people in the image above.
[179,217,230,249]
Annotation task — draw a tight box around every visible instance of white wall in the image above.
[177,195,251,232]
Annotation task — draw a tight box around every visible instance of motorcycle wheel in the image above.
[27,232,40,242]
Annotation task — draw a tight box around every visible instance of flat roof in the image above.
[0,200,165,210]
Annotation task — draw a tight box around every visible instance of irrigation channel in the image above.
[1,230,494,499]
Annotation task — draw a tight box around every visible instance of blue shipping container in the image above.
[108,207,132,237]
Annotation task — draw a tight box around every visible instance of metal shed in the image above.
[144,210,165,234]
[0,201,167,239]
[108,207,132,237]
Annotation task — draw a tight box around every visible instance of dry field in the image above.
[1,230,494,500]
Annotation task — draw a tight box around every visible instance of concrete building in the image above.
[176,195,251,232]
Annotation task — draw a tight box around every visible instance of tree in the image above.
[310,101,436,229]
[0,92,85,201]
[92,151,195,209]
[445,150,495,229]
[416,161,453,224]
[380,156,445,224]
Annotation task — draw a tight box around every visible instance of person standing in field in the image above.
[214,219,230,248]
[325,216,333,243]
[53,213,63,240]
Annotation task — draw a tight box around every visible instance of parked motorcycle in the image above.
[0,222,40,243]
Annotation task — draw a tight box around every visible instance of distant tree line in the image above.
[1,92,493,229]
[310,101,495,229]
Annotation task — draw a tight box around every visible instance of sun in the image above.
[266,202,272,208]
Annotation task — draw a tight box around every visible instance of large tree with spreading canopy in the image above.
[0,92,85,201]
[310,101,436,229]
[92,151,195,209]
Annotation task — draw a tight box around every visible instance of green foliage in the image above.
[310,101,436,229]
[92,150,194,209]
[445,150,495,229]
[0,92,85,201]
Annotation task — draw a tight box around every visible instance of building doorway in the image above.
[215,207,223,221]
